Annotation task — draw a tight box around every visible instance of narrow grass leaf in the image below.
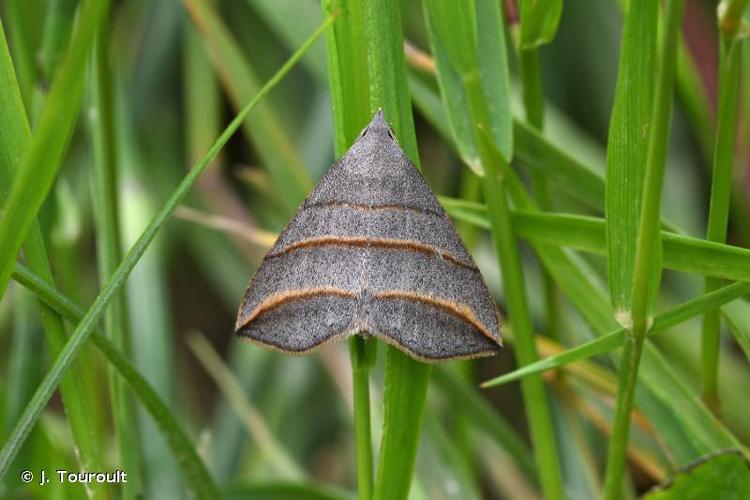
[321,0,371,153]
[416,36,480,172]
[0,17,333,480]
[37,0,78,85]
[424,0,564,495]
[466,131,742,465]
[10,263,221,498]
[701,2,748,409]
[0,0,109,299]
[0,13,109,496]
[1,3,37,108]
[441,204,750,286]
[475,0,513,158]
[0,21,29,187]
[92,334,220,498]
[363,0,417,156]
[604,0,658,322]
[482,282,750,387]
[423,0,512,174]
[373,348,431,500]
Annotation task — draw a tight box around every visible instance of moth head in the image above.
[359,109,397,142]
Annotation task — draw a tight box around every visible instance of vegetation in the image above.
[1,0,749,498]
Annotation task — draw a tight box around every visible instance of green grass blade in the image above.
[482,282,750,387]
[0,21,29,187]
[676,40,714,162]
[416,36,481,172]
[425,0,563,496]
[9,264,222,498]
[604,0,685,495]
[515,17,560,350]
[1,2,38,109]
[0,14,109,498]
[373,348,431,500]
[0,0,109,300]
[422,0,511,174]
[474,0,513,158]
[440,203,750,288]
[0,16,333,480]
[701,1,748,411]
[321,0,371,151]
[519,0,564,49]
[452,119,742,465]
[604,0,658,322]
[483,330,624,389]
[362,2,432,499]
[92,334,219,499]
[363,0,417,156]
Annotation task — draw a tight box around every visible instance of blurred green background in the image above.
[1,0,749,499]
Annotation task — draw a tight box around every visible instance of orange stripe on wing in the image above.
[236,287,357,331]
[268,236,476,270]
[374,290,498,344]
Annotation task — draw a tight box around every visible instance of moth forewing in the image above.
[236,110,501,362]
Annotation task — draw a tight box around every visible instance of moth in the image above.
[235,111,501,362]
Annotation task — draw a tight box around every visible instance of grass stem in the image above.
[602,334,644,497]
[519,44,561,342]
[466,72,564,499]
[603,0,685,496]
[350,338,374,500]
[700,4,747,414]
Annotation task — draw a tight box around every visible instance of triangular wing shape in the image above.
[236,111,501,361]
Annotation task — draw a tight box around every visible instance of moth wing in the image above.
[236,111,501,360]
